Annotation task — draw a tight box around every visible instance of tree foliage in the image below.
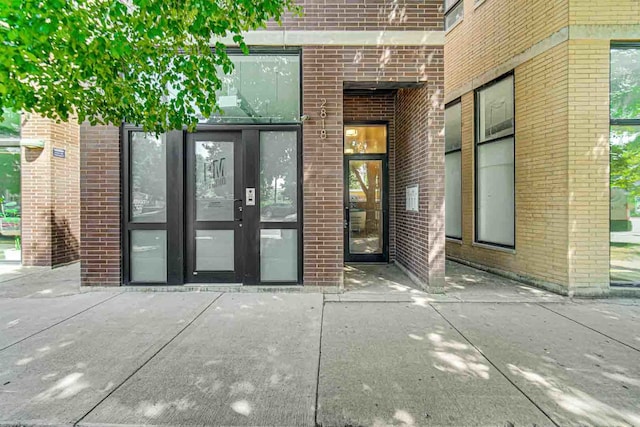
[0,0,299,133]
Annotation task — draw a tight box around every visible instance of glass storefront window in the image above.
[203,54,300,124]
[131,133,166,223]
[610,45,640,285]
[260,131,297,222]
[130,230,167,282]
[0,109,21,261]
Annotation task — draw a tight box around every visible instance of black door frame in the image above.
[343,121,390,263]
[121,124,303,286]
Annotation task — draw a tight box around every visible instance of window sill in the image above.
[474,0,487,10]
[472,241,515,254]
[446,237,463,245]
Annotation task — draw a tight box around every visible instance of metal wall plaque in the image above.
[406,184,419,213]
[52,148,66,158]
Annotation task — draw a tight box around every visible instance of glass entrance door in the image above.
[185,132,243,283]
[344,123,389,263]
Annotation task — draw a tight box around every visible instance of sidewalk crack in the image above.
[429,303,560,427]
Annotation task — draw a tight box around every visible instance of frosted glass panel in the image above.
[131,133,166,222]
[195,140,234,221]
[261,229,297,281]
[260,131,298,222]
[196,230,234,271]
[131,230,166,282]
[445,151,462,238]
[477,138,514,246]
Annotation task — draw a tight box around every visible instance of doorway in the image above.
[344,123,389,263]
[122,126,302,286]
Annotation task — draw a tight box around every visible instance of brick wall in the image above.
[569,0,640,25]
[80,124,121,286]
[268,0,443,31]
[20,116,80,267]
[446,43,572,289]
[445,0,568,97]
[396,84,445,290]
[302,45,444,286]
[343,93,396,261]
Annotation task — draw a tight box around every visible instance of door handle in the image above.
[344,207,350,229]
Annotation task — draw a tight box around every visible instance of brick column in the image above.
[20,115,80,267]
[80,124,121,286]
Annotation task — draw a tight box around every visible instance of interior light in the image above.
[345,129,358,137]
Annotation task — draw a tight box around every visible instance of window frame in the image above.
[474,71,516,249]
[444,0,464,31]
[609,42,640,286]
[445,98,463,240]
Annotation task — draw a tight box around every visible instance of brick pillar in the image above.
[20,115,80,267]
[80,124,121,286]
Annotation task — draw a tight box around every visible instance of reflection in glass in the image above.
[130,230,166,282]
[445,151,462,238]
[131,133,166,223]
[344,125,387,154]
[478,76,514,143]
[0,146,21,261]
[196,230,234,271]
[195,140,234,221]
[348,160,383,254]
[203,54,300,124]
[611,48,640,120]
[260,131,297,222]
[610,125,640,284]
[261,229,297,281]
[476,137,514,246]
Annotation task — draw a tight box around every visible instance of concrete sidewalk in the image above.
[0,263,639,426]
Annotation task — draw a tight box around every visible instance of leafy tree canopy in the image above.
[0,0,299,133]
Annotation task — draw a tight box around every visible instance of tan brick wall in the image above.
[566,39,610,291]
[445,0,568,96]
[446,42,572,288]
[343,93,396,262]
[569,0,640,25]
[268,0,443,31]
[21,116,80,267]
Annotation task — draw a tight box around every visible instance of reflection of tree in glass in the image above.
[611,49,640,119]
[611,127,640,199]
[132,134,165,217]
[0,109,20,138]
[350,161,381,234]
[0,149,20,199]
[260,134,296,212]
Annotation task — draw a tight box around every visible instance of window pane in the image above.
[196,230,234,271]
[131,133,166,223]
[445,1,463,30]
[196,140,235,221]
[344,125,387,154]
[130,230,167,282]
[0,146,21,261]
[478,76,514,143]
[348,160,383,254]
[610,125,640,284]
[260,131,297,222]
[445,151,462,239]
[611,47,640,120]
[477,138,514,246]
[261,229,297,281]
[0,109,20,139]
[445,102,462,152]
[204,54,300,124]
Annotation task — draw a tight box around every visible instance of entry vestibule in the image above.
[122,126,302,286]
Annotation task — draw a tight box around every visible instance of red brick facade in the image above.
[78,1,446,288]
[21,116,80,267]
[79,124,121,285]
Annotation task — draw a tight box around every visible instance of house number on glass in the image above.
[320,98,327,139]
